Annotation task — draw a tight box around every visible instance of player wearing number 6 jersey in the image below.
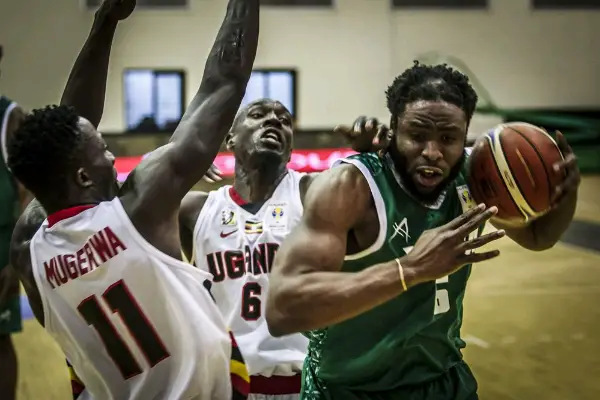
[7,0,260,398]
[266,62,579,400]
[179,99,388,399]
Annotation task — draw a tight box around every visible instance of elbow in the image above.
[265,282,302,337]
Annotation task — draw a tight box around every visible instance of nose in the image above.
[421,140,443,162]
[262,112,282,128]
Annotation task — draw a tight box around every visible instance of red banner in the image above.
[115,148,358,181]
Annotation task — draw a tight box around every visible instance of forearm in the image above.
[60,16,118,127]
[176,0,259,129]
[267,259,409,336]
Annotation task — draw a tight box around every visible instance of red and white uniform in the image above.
[192,170,308,399]
[30,198,235,400]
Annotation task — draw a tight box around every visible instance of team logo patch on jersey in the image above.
[456,185,476,213]
[221,209,237,226]
[265,203,289,232]
[244,220,263,234]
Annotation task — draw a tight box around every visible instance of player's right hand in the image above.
[334,116,392,154]
[202,164,223,183]
[96,0,136,22]
[401,204,506,287]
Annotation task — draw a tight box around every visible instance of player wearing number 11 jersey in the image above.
[7,0,260,398]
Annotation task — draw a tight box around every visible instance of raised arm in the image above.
[266,165,411,336]
[60,0,133,126]
[121,0,259,227]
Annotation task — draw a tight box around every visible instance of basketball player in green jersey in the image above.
[0,44,32,400]
[266,62,580,399]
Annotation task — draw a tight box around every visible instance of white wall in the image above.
[0,0,599,132]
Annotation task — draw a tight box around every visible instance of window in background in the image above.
[241,69,297,118]
[123,69,185,132]
[85,0,186,8]
[532,0,600,9]
[260,0,333,6]
[392,0,487,8]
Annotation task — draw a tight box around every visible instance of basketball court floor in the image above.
[13,175,600,400]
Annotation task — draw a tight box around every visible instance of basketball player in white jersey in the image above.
[7,0,259,398]
[179,100,388,399]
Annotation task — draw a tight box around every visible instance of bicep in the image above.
[274,165,371,278]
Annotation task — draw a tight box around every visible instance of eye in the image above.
[279,116,291,125]
[249,112,263,119]
[409,131,425,142]
[442,135,456,144]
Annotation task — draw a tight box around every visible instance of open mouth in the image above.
[414,166,444,188]
[260,129,283,149]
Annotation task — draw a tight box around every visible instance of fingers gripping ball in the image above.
[467,122,564,225]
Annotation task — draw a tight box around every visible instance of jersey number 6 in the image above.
[241,282,262,321]
[77,280,170,379]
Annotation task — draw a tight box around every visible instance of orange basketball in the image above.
[467,122,564,225]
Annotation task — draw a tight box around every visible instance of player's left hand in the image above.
[202,164,223,184]
[550,130,580,207]
[334,116,392,154]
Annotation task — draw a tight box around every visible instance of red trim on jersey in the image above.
[228,186,249,206]
[250,374,301,395]
[47,205,96,227]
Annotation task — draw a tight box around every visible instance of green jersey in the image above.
[0,96,20,269]
[303,152,481,399]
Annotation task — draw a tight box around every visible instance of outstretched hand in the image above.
[335,116,392,154]
[96,0,136,22]
[550,131,580,208]
[402,204,506,287]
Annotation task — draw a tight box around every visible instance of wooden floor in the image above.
[13,176,600,400]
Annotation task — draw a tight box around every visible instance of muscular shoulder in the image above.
[10,198,46,271]
[302,163,372,229]
[179,191,209,231]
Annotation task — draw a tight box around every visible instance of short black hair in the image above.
[385,61,478,129]
[8,105,82,197]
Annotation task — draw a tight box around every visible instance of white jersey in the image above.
[192,170,308,377]
[30,198,236,400]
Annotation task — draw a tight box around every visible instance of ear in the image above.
[225,132,235,151]
[76,167,93,188]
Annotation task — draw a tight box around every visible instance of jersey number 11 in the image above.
[77,280,171,379]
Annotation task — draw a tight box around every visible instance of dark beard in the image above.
[387,145,465,205]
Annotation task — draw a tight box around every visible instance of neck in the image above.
[233,160,288,203]
[40,189,105,216]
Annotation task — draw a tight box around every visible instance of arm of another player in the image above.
[8,199,47,325]
[121,0,259,227]
[179,191,209,263]
[299,116,393,197]
[490,132,579,251]
[59,0,134,126]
